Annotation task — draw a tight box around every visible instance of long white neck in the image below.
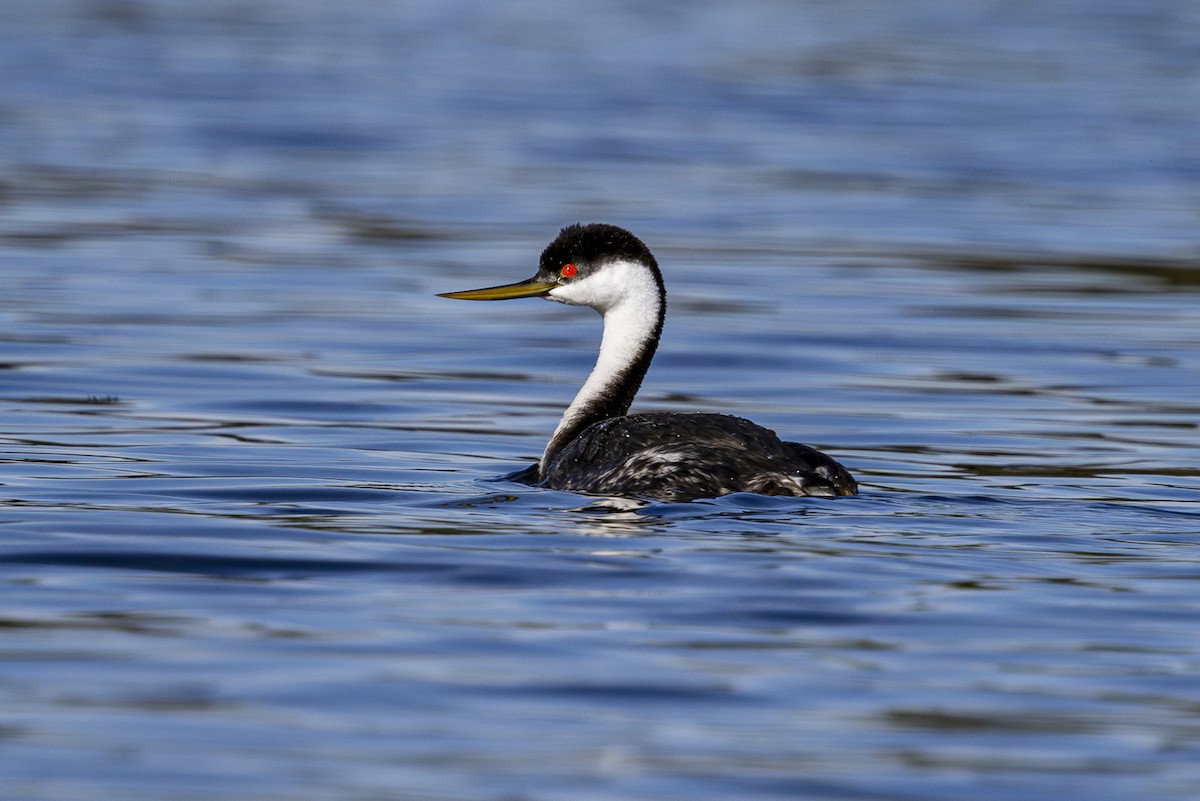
[539,259,665,473]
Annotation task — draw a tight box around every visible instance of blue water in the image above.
[2,2,1199,800]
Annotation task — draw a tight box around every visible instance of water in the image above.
[2,1,1199,799]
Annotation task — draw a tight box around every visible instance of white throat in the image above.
[539,258,663,470]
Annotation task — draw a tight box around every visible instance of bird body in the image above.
[542,411,855,501]
[439,223,857,502]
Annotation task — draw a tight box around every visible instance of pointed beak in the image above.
[437,276,557,301]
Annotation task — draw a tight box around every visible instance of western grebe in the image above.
[439,223,857,502]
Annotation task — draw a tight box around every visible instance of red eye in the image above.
[560,263,577,278]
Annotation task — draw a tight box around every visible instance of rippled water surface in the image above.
[2,2,1199,800]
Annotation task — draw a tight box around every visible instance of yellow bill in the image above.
[438,277,557,301]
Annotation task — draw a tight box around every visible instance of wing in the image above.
[540,412,856,501]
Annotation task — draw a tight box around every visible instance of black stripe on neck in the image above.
[541,283,665,472]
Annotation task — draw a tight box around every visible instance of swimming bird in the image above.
[439,223,857,502]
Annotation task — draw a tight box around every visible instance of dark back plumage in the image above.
[540,412,857,501]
